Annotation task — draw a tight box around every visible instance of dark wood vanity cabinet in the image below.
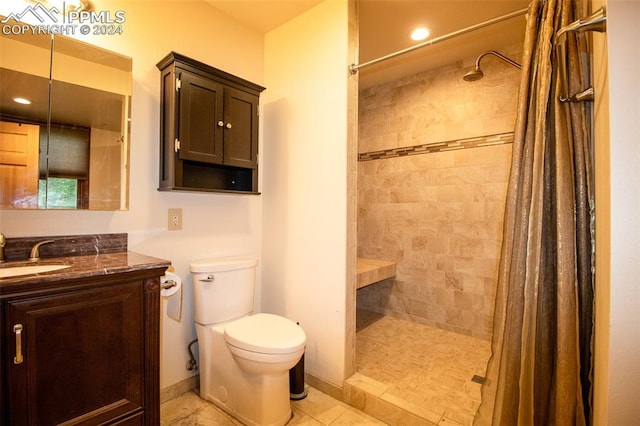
[157,52,265,194]
[1,268,166,425]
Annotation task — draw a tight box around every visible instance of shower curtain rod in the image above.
[349,6,529,75]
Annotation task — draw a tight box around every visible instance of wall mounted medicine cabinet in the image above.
[156,52,265,194]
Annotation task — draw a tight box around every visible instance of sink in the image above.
[0,263,71,279]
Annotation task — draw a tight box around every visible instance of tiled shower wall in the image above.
[357,44,522,340]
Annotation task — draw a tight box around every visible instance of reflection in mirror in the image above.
[0,29,131,210]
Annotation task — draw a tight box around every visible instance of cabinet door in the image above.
[178,70,224,164]
[5,282,144,425]
[0,121,40,208]
[223,87,259,169]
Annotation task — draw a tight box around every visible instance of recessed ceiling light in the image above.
[410,27,430,41]
[13,97,31,105]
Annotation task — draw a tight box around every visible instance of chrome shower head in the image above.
[463,50,521,82]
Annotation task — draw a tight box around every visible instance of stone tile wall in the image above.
[357,44,521,340]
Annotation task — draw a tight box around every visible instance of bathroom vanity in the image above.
[0,235,170,425]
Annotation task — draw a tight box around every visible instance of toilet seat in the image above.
[224,313,305,355]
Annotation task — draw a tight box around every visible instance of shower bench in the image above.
[356,258,396,289]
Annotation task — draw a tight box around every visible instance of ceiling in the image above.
[357,0,529,88]
[205,0,529,88]
[0,68,124,131]
[205,0,325,33]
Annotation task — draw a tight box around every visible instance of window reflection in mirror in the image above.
[0,30,131,210]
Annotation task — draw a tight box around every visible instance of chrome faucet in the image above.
[29,240,55,262]
[0,233,5,263]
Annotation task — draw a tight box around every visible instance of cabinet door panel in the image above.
[223,88,258,169]
[0,121,40,208]
[178,70,224,164]
[5,282,143,425]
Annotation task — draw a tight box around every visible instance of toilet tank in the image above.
[190,256,258,325]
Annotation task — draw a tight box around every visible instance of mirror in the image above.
[0,30,131,210]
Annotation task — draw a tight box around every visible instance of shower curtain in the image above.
[475,0,594,425]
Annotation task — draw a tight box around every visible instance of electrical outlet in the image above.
[168,208,182,230]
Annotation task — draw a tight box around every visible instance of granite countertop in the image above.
[0,251,171,289]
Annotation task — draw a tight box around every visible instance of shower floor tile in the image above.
[351,310,491,425]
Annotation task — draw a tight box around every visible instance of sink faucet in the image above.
[29,240,55,262]
[0,233,5,263]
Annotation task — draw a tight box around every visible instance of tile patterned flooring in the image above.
[346,310,491,425]
[161,386,385,425]
[161,310,491,425]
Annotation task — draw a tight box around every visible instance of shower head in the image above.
[463,50,521,82]
[463,67,484,82]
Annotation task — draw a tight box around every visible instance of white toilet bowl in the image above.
[225,313,305,375]
[196,313,305,426]
[190,256,306,426]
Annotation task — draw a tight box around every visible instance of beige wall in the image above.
[262,0,351,386]
[593,0,640,423]
[357,45,521,339]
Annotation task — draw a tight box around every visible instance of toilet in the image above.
[190,256,306,426]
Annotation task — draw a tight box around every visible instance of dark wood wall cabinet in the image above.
[157,52,265,194]
[1,252,169,425]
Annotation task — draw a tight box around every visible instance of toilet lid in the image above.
[224,313,306,355]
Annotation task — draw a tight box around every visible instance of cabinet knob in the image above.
[217,121,224,127]
[225,123,232,129]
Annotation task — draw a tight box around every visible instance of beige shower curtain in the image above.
[475,0,594,425]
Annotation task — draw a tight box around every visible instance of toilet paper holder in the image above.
[161,279,177,290]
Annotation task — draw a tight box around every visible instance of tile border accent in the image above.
[358,132,514,162]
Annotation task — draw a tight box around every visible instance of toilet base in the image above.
[204,393,292,426]
[196,323,294,426]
